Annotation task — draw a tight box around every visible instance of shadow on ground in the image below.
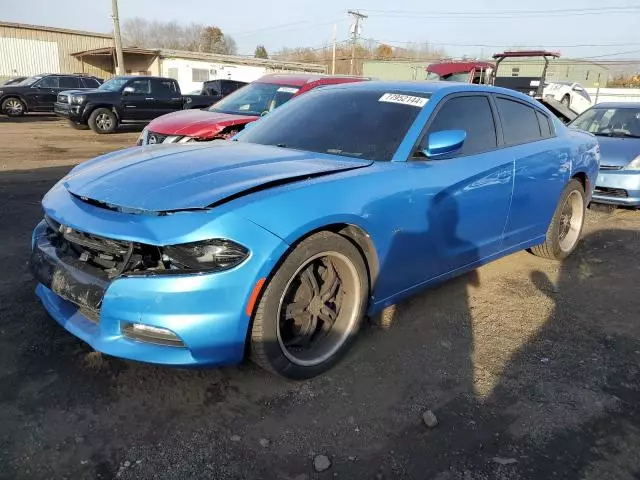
[0,164,638,479]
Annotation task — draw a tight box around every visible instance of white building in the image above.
[72,47,327,93]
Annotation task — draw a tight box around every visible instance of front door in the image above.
[120,79,152,121]
[377,94,515,297]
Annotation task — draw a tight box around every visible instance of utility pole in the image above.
[331,23,337,75]
[348,10,367,75]
[111,0,125,76]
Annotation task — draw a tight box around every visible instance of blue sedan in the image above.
[569,102,640,207]
[30,82,599,378]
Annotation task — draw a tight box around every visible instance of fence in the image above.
[585,87,640,104]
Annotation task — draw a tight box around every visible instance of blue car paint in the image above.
[593,136,640,206]
[32,81,599,367]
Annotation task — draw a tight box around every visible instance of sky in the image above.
[2,0,640,59]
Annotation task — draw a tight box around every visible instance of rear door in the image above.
[150,78,183,118]
[495,96,568,246]
[120,79,152,121]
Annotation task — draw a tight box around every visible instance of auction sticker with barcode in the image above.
[277,87,299,94]
[379,93,428,107]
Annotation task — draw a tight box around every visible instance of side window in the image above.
[151,79,178,96]
[59,77,81,89]
[422,95,497,156]
[221,82,236,96]
[496,97,541,145]
[128,79,151,94]
[81,78,100,88]
[36,76,59,88]
[536,111,552,138]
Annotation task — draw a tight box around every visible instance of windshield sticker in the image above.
[277,87,299,94]
[379,93,428,107]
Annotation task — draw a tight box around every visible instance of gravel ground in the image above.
[1,116,639,480]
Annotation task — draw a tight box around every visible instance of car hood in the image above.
[148,109,258,138]
[596,135,640,167]
[62,142,372,213]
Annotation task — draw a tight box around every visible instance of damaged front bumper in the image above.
[29,207,287,367]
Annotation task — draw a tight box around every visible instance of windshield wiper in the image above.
[326,149,363,158]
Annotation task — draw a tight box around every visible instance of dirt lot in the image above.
[1,116,639,480]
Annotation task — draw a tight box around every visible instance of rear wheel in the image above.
[88,108,117,134]
[250,232,369,379]
[531,179,586,260]
[2,97,26,116]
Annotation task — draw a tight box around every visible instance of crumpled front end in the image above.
[30,189,289,367]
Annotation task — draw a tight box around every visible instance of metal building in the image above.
[0,22,113,80]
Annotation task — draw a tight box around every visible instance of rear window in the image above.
[537,111,553,138]
[237,89,429,161]
[59,77,81,89]
[81,78,101,88]
[496,97,542,145]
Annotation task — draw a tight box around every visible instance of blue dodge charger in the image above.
[31,82,599,378]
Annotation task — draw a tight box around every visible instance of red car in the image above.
[137,74,367,145]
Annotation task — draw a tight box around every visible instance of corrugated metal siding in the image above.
[0,24,112,78]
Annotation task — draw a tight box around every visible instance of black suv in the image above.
[0,73,103,116]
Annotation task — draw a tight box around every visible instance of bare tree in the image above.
[121,17,238,54]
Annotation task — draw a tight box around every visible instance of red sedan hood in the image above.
[147,109,258,138]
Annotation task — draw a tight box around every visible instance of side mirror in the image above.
[123,86,135,95]
[422,130,466,158]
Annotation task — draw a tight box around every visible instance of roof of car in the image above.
[589,102,640,109]
[257,73,365,87]
[113,75,175,81]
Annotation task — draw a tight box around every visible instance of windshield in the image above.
[571,107,640,138]
[209,82,300,116]
[236,88,429,161]
[98,77,129,92]
[18,76,42,86]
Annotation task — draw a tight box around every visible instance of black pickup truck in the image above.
[54,75,247,133]
[0,73,102,116]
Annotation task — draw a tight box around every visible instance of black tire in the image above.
[68,121,89,130]
[531,179,586,260]
[561,94,571,108]
[2,97,26,116]
[88,108,117,134]
[250,231,369,379]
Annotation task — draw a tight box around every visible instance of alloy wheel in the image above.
[558,189,584,253]
[277,251,361,367]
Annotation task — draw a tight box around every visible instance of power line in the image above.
[347,10,367,75]
[230,18,346,37]
[369,39,640,49]
[358,5,640,18]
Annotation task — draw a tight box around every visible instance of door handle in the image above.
[145,97,155,100]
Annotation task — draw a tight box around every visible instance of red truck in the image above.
[137,73,367,145]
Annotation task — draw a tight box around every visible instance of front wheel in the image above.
[88,108,117,134]
[250,231,369,379]
[531,179,586,260]
[561,94,571,108]
[2,97,26,116]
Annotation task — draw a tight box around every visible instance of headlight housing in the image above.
[137,127,148,146]
[626,155,640,170]
[71,95,86,105]
[162,239,249,272]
